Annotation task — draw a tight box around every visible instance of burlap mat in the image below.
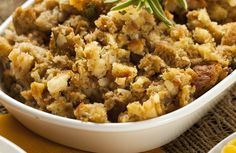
[164,87,236,153]
[1,1,236,152]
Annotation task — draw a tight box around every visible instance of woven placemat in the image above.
[1,1,236,152]
[164,87,236,153]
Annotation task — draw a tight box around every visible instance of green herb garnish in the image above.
[104,0,188,27]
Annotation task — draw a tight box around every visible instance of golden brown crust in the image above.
[13,7,37,34]
[192,63,223,96]
[222,23,236,46]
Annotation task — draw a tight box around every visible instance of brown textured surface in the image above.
[1,1,236,153]
[164,88,236,153]
[0,0,25,23]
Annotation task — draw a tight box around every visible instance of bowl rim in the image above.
[0,136,26,153]
[0,0,235,132]
[209,132,236,153]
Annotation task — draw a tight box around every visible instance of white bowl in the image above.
[209,133,236,153]
[0,0,235,153]
[0,136,26,153]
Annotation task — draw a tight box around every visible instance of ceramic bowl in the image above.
[209,133,236,153]
[0,0,235,152]
[0,136,26,153]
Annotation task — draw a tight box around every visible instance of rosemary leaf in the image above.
[148,0,172,26]
[104,0,188,27]
[111,0,137,11]
[152,0,164,14]
[144,1,153,14]
[137,0,145,11]
[177,0,188,10]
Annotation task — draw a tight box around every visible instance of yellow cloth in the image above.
[0,114,164,153]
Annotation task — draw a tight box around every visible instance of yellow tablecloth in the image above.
[0,114,163,153]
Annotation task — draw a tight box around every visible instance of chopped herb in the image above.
[104,0,188,27]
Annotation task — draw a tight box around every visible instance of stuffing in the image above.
[49,25,82,56]
[69,0,103,11]
[196,44,229,66]
[13,7,37,34]
[35,7,66,32]
[186,0,207,9]
[47,100,74,118]
[47,73,70,96]
[95,15,118,34]
[31,82,45,101]
[227,0,236,7]
[187,9,224,42]
[63,15,89,36]
[58,0,79,14]
[155,41,191,68]
[2,0,236,123]
[193,28,213,44]
[83,42,107,78]
[0,37,12,58]
[112,63,137,80]
[74,103,108,123]
[221,23,236,46]
[34,0,58,13]
[119,93,163,122]
[139,54,167,76]
[8,47,34,81]
[192,63,223,96]
[178,85,196,107]
[208,3,228,21]
[162,68,195,95]
[131,76,151,93]
[127,39,146,56]
[104,89,132,110]
[104,89,132,122]
[170,25,190,41]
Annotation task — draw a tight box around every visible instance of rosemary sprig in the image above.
[177,0,188,10]
[104,0,188,27]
